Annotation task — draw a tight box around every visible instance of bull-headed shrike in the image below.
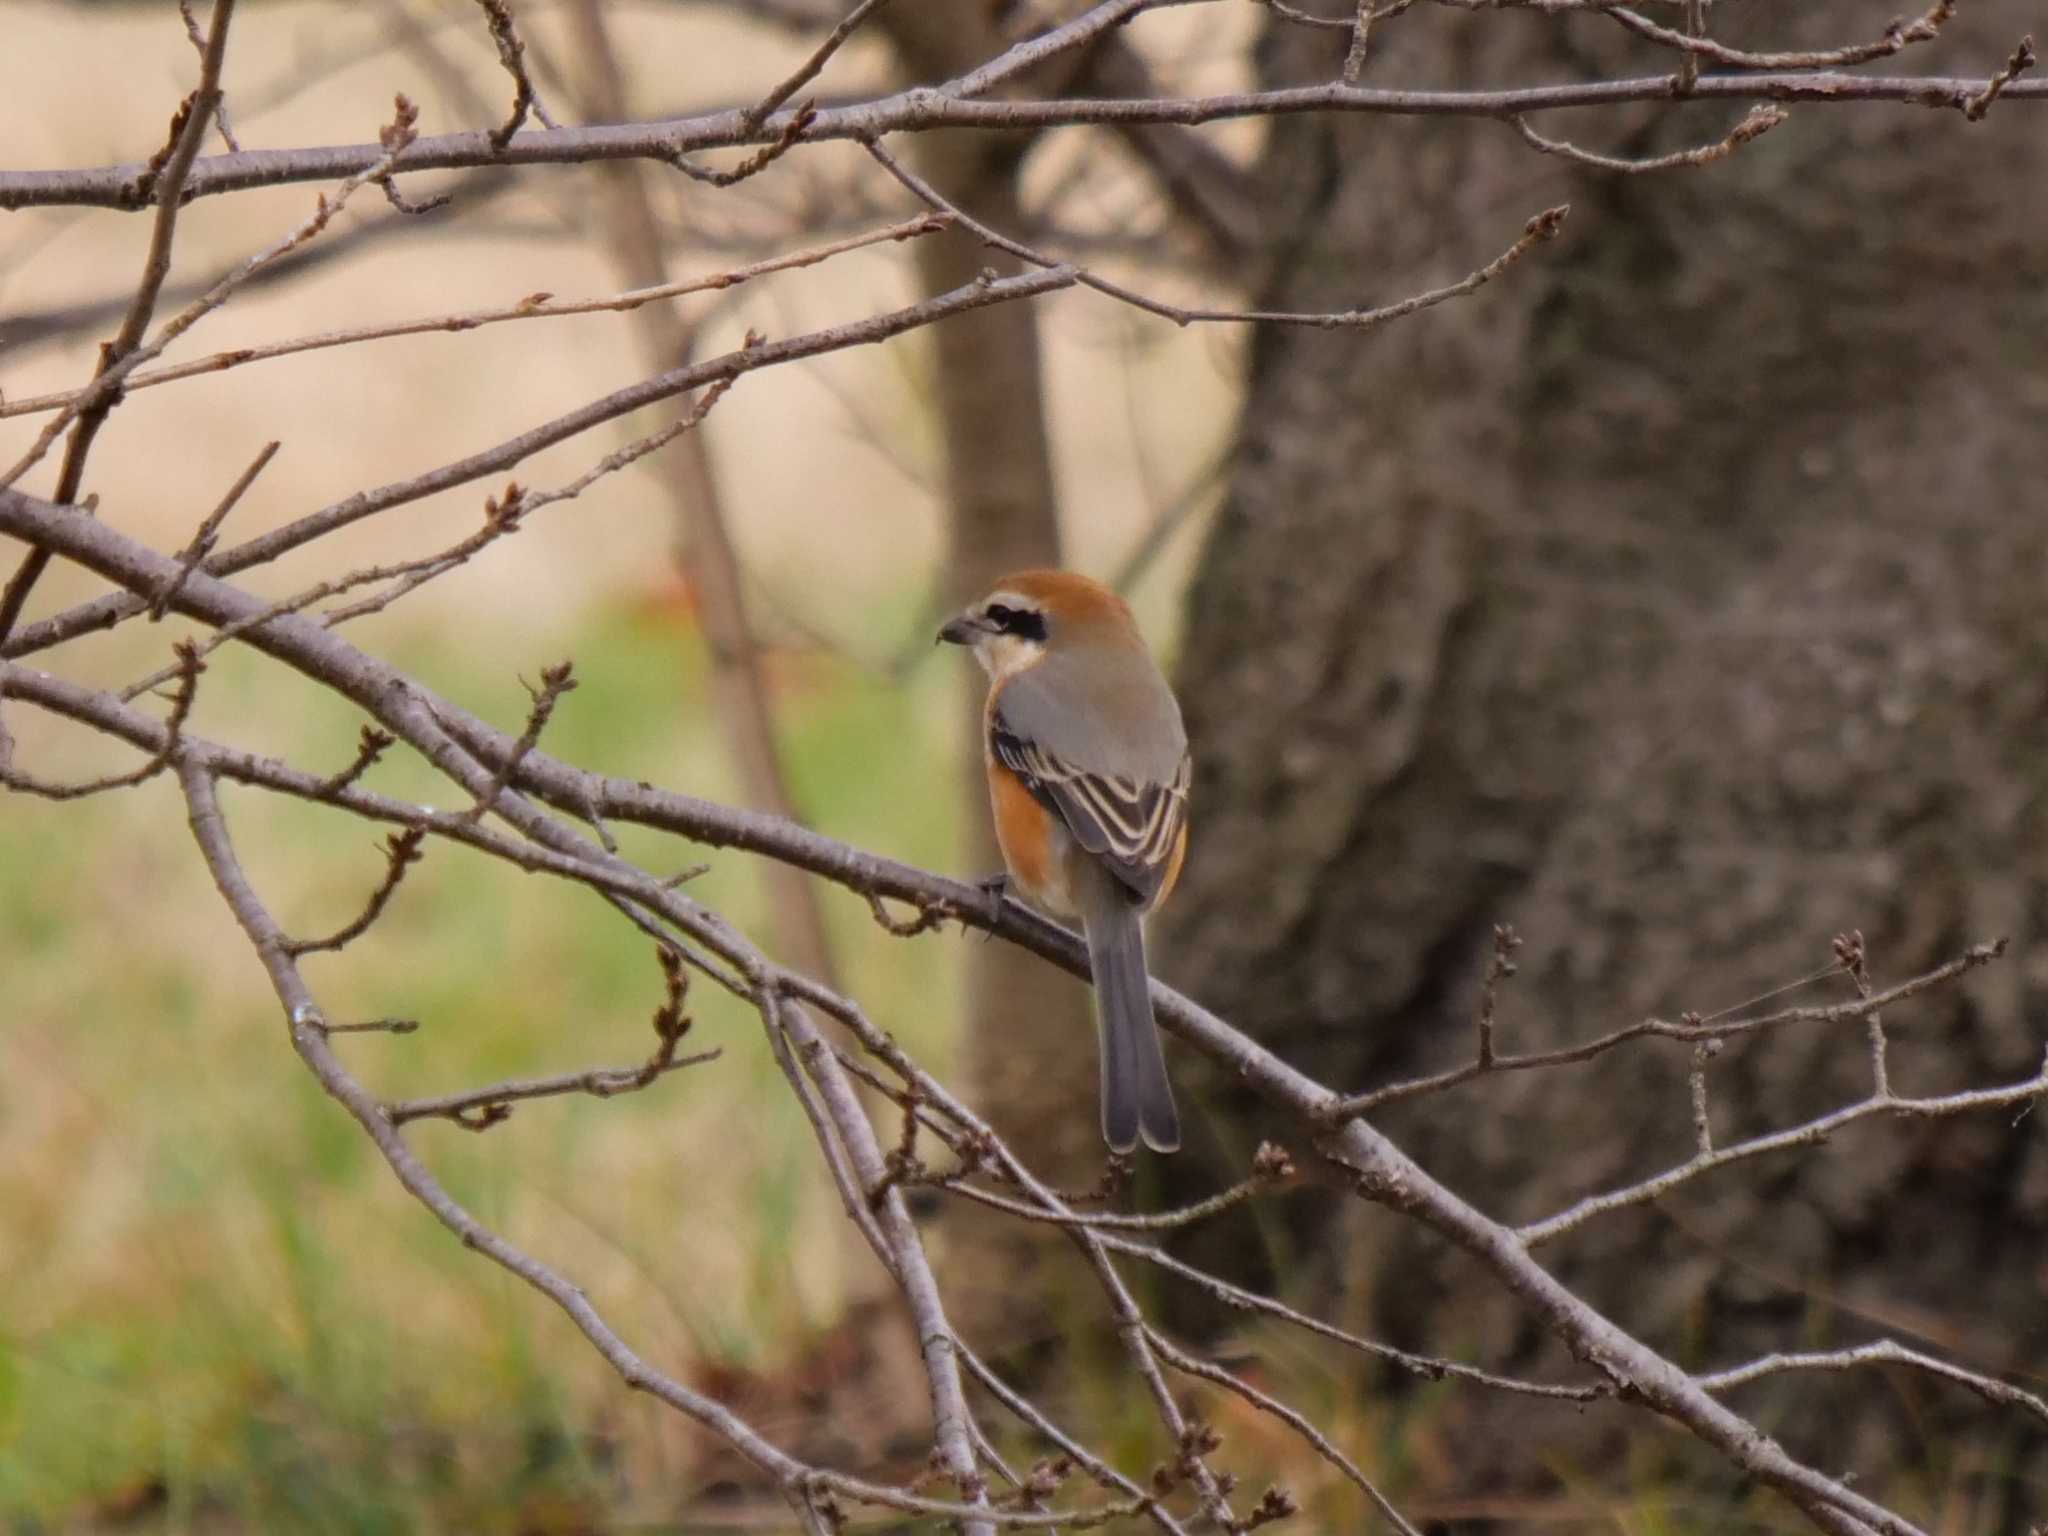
[939,569,1189,1154]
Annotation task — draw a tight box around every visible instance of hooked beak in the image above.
[936,614,981,647]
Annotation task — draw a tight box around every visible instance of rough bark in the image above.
[1159,3,2048,1507]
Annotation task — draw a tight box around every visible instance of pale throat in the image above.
[972,633,1045,682]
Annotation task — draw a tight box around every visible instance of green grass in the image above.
[0,587,969,1530]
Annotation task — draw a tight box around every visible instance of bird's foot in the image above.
[973,871,1010,933]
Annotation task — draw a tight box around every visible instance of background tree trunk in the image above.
[567,0,841,990]
[1159,4,2048,1505]
[880,5,1098,1355]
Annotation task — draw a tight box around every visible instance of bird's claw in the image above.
[975,871,1010,934]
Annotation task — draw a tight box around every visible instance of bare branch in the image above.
[475,0,558,145]
[9,71,2047,214]
[1514,103,1787,173]
[8,267,1017,666]
[323,1016,419,1035]
[0,215,947,424]
[744,0,896,128]
[1835,929,1891,1098]
[388,1042,721,1127]
[0,639,202,800]
[286,827,427,956]
[672,102,820,188]
[179,0,241,151]
[1,264,1070,662]
[172,761,1100,1534]
[1475,922,1519,1066]
[1604,0,1956,71]
[1329,940,2003,1118]
[149,439,279,620]
[934,1143,1294,1233]
[317,725,398,798]
[1698,1339,2048,1429]
[0,0,236,643]
[1964,33,2037,120]
[1147,1327,1420,1536]
[865,135,1568,328]
[1689,1038,1721,1154]
[1678,0,1703,91]
[957,1344,1189,1535]
[1097,1229,1606,1401]
[1518,1050,2048,1247]
[459,661,579,828]
[774,995,997,1534]
[0,91,425,498]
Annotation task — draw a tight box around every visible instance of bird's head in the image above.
[937,569,1136,681]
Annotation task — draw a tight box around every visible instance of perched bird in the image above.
[938,570,1190,1153]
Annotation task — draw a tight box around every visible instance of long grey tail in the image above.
[1081,885,1180,1154]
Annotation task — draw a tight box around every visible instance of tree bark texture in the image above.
[1158,3,2048,1507]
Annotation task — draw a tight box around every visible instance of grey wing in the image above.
[990,708,1189,908]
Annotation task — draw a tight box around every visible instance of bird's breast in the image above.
[988,759,1077,918]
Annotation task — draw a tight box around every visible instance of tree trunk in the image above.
[567,0,840,990]
[880,6,1096,1355]
[1160,4,2048,1505]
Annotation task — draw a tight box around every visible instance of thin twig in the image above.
[286,827,426,956]
[1329,940,2006,1119]
[1513,104,1787,173]
[1147,1326,1421,1536]
[475,0,557,145]
[865,135,1569,329]
[117,482,536,700]
[179,0,241,150]
[1475,923,1520,1066]
[1109,1224,1606,1398]
[0,640,203,800]
[15,68,2048,214]
[744,0,896,127]
[0,86,416,498]
[1689,1038,1720,1154]
[389,1049,723,1127]
[150,439,279,620]
[120,377,737,696]
[1697,1339,2048,1428]
[322,1016,419,1035]
[1835,929,1890,1098]
[1678,0,1703,91]
[671,102,819,187]
[1964,34,2036,120]
[934,1144,1293,1233]
[1604,0,1955,71]
[0,212,945,423]
[957,1343,1190,1535]
[171,762,1103,1533]
[1518,1049,2048,1247]
[1341,0,1375,83]
[0,0,237,643]
[460,661,577,827]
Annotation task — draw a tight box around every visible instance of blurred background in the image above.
[4,0,2046,1530]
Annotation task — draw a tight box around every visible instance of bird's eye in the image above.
[980,601,1047,642]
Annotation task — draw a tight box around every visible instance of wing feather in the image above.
[991,709,1189,907]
